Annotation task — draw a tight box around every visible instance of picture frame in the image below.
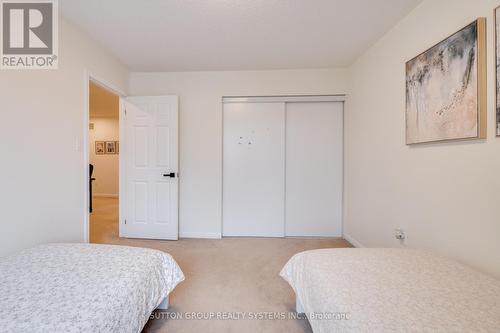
[95,141,105,155]
[105,141,116,154]
[405,18,486,144]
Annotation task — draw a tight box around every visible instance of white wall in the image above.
[4,0,497,279]
[0,17,128,256]
[89,117,119,196]
[345,0,500,277]
[130,69,348,238]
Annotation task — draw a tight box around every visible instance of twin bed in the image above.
[0,244,184,333]
[281,248,500,332]
[1,244,499,332]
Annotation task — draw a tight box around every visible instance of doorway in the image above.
[88,81,121,243]
[84,74,179,242]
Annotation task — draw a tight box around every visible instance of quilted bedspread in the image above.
[281,248,500,333]
[0,243,184,333]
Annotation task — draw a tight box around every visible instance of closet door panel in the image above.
[285,102,343,237]
[223,102,285,237]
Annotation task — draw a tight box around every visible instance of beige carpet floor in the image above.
[90,197,352,333]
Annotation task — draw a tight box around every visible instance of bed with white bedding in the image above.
[280,248,500,333]
[0,243,184,333]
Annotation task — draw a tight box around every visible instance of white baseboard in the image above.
[179,232,222,239]
[343,233,364,248]
[93,193,119,198]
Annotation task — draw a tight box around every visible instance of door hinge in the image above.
[124,219,127,225]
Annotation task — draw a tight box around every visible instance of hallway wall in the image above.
[89,117,119,197]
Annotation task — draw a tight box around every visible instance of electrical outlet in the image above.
[395,228,405,240]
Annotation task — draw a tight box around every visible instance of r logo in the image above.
[2,2,53,54]
[1,0,57,69]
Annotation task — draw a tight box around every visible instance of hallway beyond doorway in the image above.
[90,197,118,244]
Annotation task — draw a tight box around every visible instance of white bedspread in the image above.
[0,243,184,333]
[280,248,500,333]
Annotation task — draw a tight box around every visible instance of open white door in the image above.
[122,96,178,240]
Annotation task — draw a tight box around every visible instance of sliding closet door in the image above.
[285,102,343,237]
[223,102,285,237]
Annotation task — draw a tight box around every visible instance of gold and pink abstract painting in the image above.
[406,19,486,144]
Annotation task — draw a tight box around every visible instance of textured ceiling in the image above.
[61,0,422,71]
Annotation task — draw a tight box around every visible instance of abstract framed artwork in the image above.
[95,141,105,155]
[496,6,500,136]
[405,18,486,144]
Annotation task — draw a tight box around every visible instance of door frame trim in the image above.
[83,70,126,243]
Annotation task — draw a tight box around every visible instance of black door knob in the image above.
[163,172,176,178]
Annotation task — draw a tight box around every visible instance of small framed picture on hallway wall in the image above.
[105,141,116,154]
[95,141,105,155]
